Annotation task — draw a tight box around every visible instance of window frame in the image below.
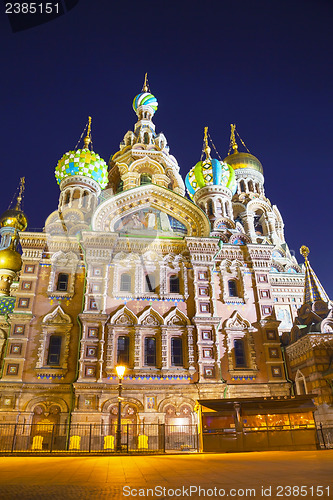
[120,273,132,292]
[56,273,69,292]
[47,335,62,366]
[171,337,183,367]
[117,335,130,365]
[144,336,156,366]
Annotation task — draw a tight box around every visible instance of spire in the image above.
[83,116,92,149]
[230,124,238,154]
[300,245,329,305]
[203,126,211,160]
[142,73,150,92]
[15,177,25,210]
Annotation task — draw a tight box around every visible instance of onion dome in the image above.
[223,124,263,174]
[132,73,158,115]
[55,117,108,189]
[185,127,237,199]
[0,208,27,231]
[133,92,158,113]
[0,246,22,272]
[0,178,28,231]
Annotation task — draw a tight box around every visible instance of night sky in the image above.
[1,0,332,297]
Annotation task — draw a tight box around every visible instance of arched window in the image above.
[228,279,238,297]
[81,191,89,208]
[120,273,132,292]
[169,275,180,294]
[144,133,149,144]
[140,173,152,185]
[144,337,156,366]
[47,335,62,366]
[254,214,264,235]
[248,180,254,192]
[65,191,71,205]
[145,274,156,293]
[295,370,307,395]
[117,336,129,365]
[171,337,183,366]
[57,273,69,292]
[240,180,246,192]
[234,339,246,368]
[208,200,214,216]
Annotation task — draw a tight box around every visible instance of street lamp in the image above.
[115,365,126,452]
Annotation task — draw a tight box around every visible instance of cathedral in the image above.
[0,77,332,448]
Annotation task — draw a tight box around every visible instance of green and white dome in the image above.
[186,157,236,199]
[55,148,108,189]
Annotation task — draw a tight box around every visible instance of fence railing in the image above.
[0,423,199,454]
[316,424,333,449]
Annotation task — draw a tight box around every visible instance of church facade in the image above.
[0,80,330,434]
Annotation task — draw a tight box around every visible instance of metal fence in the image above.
[0,423,199,454]
[316,424,333,449]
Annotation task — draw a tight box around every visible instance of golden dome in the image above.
[223,152,263,174]
[0,247,22,272]
[225,124,263,174]
[0,208,28,231]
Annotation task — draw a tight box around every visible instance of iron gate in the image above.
[0,423,199,454]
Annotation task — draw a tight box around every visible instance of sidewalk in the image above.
[0,450,332,499]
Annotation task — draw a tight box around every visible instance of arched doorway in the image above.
[109,402,138,449]
[31,404,62,451]
[164,403,197,451]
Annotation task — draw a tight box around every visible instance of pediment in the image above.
[164,307,190,326]
[138,307,163,326]
[111,306,138,326]
[224,311,251,330]
[43,306,72,325]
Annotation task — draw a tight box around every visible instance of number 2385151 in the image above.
[5,3,60,14]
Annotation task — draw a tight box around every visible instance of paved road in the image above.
[0,451,332,499]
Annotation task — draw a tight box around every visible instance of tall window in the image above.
[145,274,156,293]
[56,273,69,292]
[169,275,180,294]
[228,279,238,297]
[144,337,156,366]
[120,273,131,292]
[140,173,152,185]
[117,336,129,365]
[208,200,213,216]
[234,339,246,368]
[171,337,183,366]
[47,335,62,365]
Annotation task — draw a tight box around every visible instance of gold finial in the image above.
[300,245,310,260]
[230,124,238,154]
[142,73,149,92]
[15,177,25,210]
[203,126,211,159]
[83,116,92,149]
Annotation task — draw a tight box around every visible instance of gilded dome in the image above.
[0,208,28,231]
[223,151,263,174]
[0,247,22,272]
